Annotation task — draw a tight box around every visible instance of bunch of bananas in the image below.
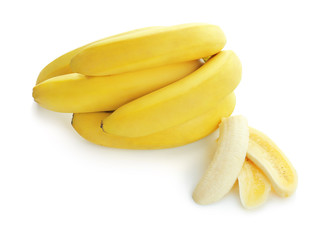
[33,23,297,209]
[33,23,241,149]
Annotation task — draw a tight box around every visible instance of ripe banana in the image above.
[246,127,298,197]
[71,93,236,149]
[70,23,226,76]
[32,60,203,113]
[32,23,299,209]
[102,50,241,138]
[192,115,249,205]
[36,46,83,85]
[238,159,271,209]
[36,26,162,84]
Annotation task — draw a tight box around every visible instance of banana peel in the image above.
[36,26,162,84]
[238,159,271,209]
[246,127,298,197]
[70,23,226,76]
[72,93,236,149]
[33,60,202,113]
[102,51,241,138]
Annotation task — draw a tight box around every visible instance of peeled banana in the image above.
[246,127,298,197]
[72,93,236,149]
[192,115,249,205]
[33,23,298,209]
[238,159,271,209]
[70,23,226,76]
[102,50,241,137]
[32,60,202,113]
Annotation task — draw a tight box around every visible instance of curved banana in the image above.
[36,46,83,85]
[33,60,203,113]
[71,93,236,149]
[246,127,298,197]
[36,26,162,84]
[192,115,249,205]
[102,50,241,138]
[70,23,226,76]
[238,159,271,209]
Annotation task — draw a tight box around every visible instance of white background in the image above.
[1,0,323,239]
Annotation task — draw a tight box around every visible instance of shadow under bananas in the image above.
[32,102,73,133]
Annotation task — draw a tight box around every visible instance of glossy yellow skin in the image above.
[36,26,162,84]
[70,23,226,76]
[36,47,82,85]
[33,60,203,113]
[102,51,241,137]
[71,93,236,149]
[238,159,271,209]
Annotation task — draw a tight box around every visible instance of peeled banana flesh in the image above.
[192,119,297,207]
[33,23,298,209]
[192,115,249,205]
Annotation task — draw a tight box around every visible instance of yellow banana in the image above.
[238,159,271,209]
[33,23,298,209]
[33,60,203,113]
[246,127,298,197]
[70,23,226,76]
[36,26,162,84]
[36,46,83,85]
[71,93,236,150]
[192,115,249,205]
[102,50,241,138]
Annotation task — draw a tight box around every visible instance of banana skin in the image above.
[33,60,203,113]
[70,23,226,76]
[102,50,241,138]
[36,26,163,84]
[72,93,236,149]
